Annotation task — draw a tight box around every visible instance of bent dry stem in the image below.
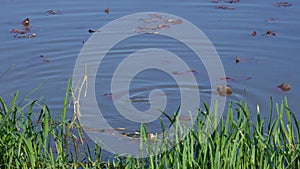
[0,82,299,168]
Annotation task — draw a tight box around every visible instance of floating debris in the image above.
[215,6,235,10]
[46,10,63,16]
[104,93,112,96]
[121,130,157,139]
[274,2,292,7]
[84,127,158,139]
[277,83,291,92]
[145,31,159,35]
[172,71,184,75]
[233,56,261,64]
[186,70,197,74]
[157,24,170,29]
[252,31,257,37]
[262,30,276,37]
[220,77,231,81]
[149,13,163,19]
[172,70,197,75]
[13,33,36,38]
[104,8,109,14]
[135,24,170,33]
[236,56,241,63]
[228,0,240,3]
[217,85,233,96]
[103,93,113,99]
[39,55,51,63]
[135,14,183,34]
[127,98,149,103]
[211,0,240,3]
[179,115,191,121]
[266,17,280,23]
[164,19,183,24]
[140,18,158,23]
[220,76,252,83]
[10,29,28,34]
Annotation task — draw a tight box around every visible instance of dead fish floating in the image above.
[277,83,291,92]
[217,85,233,96]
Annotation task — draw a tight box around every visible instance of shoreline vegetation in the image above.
[0,81,299,169]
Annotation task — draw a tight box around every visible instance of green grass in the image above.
[0,81,299,168]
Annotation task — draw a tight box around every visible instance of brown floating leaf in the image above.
[277,83,291,92]
[217,85,233,96]
[274,2,292,7]
[104,8,109,14]
[236,56,241,63]
[252,31,257,37]
[215,6,235,10]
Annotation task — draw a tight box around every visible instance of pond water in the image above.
[1,0,300,153]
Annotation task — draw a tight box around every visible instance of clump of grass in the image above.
[0,80,104,168]
[0,80,299,168]
[144,98,300,169]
